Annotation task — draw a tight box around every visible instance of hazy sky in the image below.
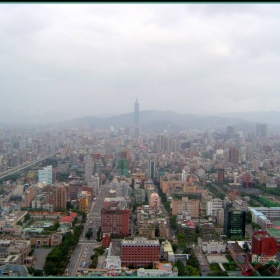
[1,3,280,124]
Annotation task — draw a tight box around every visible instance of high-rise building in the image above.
[70,152,78,167]
[88,174,100,196]
[226,125,235,139]
[134,98,139,139]
[54,186,67,210]
[79,191,91,213]
[117,159,129,176]
[148,155,157,179]
[156,135,164,152]
[217,168,225,184]
[163,136,172,152]
[228,147,239,165]
[252,230,277,256]
[38,165,53,185]
[101,208,132,238]
[256,123,268,138]
[84,155,94,182]
[224,205,246,238]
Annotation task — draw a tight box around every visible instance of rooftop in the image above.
[200,234,223,242]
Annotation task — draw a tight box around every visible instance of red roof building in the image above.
[59,212,77,224]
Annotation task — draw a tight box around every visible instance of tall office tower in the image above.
[156,135,164,152]
[224,206,246,239]
[228,147,239,165]
[38,165,53,185]
[217,168,225,184]
[117,159,129,176]
[54,186,67,210]
[256,123,268,137]
[134,98,139,139]
[70,151,78,167]
[226,125,235,139]
[148,155,157,179]
[84,155,94,182]
[163,136,172,152]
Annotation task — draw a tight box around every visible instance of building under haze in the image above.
[148,155,157,179]
[134,98,139,139]
[228,147,239,165]
[84,155,94,182]
[38,165,53,185]
[217,168,225,184]
[256,123,268,138]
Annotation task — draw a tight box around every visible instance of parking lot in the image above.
[206,254,229,264]
[33,248,52,270]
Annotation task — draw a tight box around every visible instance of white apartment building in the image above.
[84,155,94,182]
[38,165,52,185]
[206,198,223,216]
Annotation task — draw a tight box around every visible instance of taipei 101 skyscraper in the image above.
[134,98,139,138]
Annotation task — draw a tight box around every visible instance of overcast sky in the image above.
[1,3,280,124]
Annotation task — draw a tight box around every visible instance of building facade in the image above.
[38,165,53,185]
[224,208,246,238]
[252,230,277,256]
[101,208,132,237]
[121,237,160,268]
[54,186,67,210]
[198,234,226,254]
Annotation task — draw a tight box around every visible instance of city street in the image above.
[246,223,253,238]
[66,179,111,276]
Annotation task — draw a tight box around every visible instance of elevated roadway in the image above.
[0,152,57,180]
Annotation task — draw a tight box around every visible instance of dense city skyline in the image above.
[0,97,279,276]
[1,4,280,124]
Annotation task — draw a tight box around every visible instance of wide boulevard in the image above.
[65,179,111,276]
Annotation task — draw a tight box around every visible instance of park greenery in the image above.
[89,246,105,269]
[96,226,102,241]
[206,183,225,200]
[172,233,201,276]
[43,224,84,275]
[156,184,171,213]
[27,267,44,276]
[85,228,93,240]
